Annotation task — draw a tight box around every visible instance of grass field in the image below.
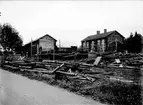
[2,64,142,105]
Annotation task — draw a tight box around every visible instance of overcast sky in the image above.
[0,1,143,47]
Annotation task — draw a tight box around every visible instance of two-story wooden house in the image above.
[81,29,125,53]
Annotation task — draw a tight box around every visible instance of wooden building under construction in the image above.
[23,34,57,57]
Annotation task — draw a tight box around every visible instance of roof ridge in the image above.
[93,30,115,35]
[81,30,116,42]
[24,34,57,46]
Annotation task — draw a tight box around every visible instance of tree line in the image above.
[124,32,143,53]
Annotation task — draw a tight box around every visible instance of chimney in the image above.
[97,31,100,34]
[104,29,107,33]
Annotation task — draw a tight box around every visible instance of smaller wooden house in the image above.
[23,34,57,57]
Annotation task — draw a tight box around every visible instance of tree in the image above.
[133,32,142,52]
[0,23,23,53]
[125,32,142,53]
[125,33,134,52]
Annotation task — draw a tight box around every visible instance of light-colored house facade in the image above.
[23,34,57,56]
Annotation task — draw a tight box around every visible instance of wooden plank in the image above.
[56,71,77,76]
[94,56,102,66]
[20,69,53,74]
[3,65,19,70]
[52,63,65,73]
[115,59,121,64]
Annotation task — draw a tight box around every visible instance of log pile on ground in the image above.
[2,53,143,105]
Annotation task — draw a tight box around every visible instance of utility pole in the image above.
[115,38,118,52]
[53,49,55,61]
[31,38,33,58]
[59,40,61,48]
[37,44,39,61]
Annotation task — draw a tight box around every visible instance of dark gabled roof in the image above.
[24,34,57,46]
[81,30,123,42]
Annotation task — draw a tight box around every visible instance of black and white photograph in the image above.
[0,0,143,105]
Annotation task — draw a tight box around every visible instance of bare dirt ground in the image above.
[0,68,105,105]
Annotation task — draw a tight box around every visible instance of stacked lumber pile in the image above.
[3,60,96,81]
[2,53,142,105]
[2,57,140,84]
